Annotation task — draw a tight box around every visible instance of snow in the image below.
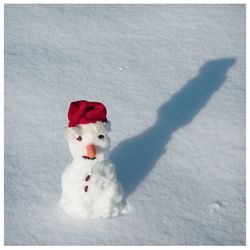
[59,122,126,219]
[4,4,245,245]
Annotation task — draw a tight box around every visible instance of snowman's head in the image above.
[66,121,111,162]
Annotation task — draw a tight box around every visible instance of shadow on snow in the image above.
[110,58,236,196]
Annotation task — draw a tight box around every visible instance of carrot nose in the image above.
[86,144,96,159]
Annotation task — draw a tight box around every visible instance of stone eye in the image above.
[76,136,82,141]
[98,135,104,139]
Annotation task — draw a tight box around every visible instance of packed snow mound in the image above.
[59,161,125,219]
[59,123,126,219]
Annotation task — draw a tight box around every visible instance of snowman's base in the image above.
[59,161,127,219]
[59,184,127,219]
[59,197,127,219]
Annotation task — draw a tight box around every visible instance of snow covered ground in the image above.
[4,4,245,245]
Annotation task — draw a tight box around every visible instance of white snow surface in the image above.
[4,4,245,245]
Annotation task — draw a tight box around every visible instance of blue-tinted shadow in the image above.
[110,58,236,196]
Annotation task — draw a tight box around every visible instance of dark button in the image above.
[98,135,104,139]
[76,136,82,141]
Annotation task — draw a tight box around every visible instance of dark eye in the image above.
[76,136,82,141]
[98,135,104,139]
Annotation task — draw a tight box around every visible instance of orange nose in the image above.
[86,144,96,158]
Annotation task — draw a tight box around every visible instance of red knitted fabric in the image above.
[68,100,107,127]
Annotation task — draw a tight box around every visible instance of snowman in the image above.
[59,100,126,219]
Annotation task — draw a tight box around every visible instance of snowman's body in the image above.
[59,121,125,219]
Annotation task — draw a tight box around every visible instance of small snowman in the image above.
[59,100,126,219]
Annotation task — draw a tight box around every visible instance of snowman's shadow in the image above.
[110,58,236,197]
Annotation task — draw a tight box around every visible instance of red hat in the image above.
[68,100,107,127]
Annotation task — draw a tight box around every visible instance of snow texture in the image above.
[4,4,245,245]
[59,122,126,219]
